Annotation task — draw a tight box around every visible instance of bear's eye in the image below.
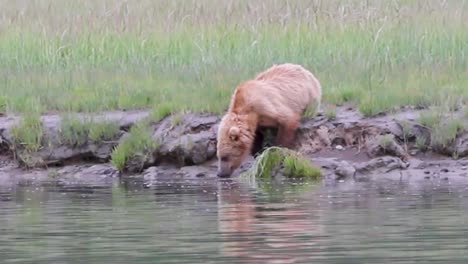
[221,156,229,162]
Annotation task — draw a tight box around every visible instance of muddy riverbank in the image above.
[0,106,467,187]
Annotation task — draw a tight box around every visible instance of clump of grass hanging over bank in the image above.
[430,119,464,155]
[59,114,121,146]
[416,105,465,156]
[10,113,44,152]
[242,147,322,179]
[147,103,174,123]
[10,99,44,152]
[110,123,159,172]
[59,114,92,146]
[418,108,443,128]
[88,121,121,142]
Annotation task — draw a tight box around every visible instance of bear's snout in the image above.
[217,160,234,178]
[217,170,232,178]
[217,166,233,178]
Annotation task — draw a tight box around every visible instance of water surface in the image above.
[1,176,468,263]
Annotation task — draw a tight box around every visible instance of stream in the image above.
[1,176,468,263]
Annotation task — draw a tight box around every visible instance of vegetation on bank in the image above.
[110,123,159,172]
[59,115,121,146]
[1,0,467,170]
[417,106,466,157]
[10,112,43,153]
[241,147,322,179]
[9,102,45,153]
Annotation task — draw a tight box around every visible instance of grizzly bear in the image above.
[216,63,322,178]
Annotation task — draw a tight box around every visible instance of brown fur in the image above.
[216,63,322,177]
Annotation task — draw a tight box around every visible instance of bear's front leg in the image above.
[250,128,265,156]
[276,120,299,148]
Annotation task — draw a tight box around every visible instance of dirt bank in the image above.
[0,106,467,186]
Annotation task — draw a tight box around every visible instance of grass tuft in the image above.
[60,114,121,146]
[88,121,120,142]
[324,105,337,120]
[416,105,465,155]
[418,108,443,128]
[430,118,464,152]
[379,134,394,151]
[148,103,174,123]
[358,96,384,117]
[110,123,159,172]
[303,101,320,118]
[415,136,429,152]
[0,96,7,113]
[242,147,321,179]
[59,115,92,146]
[10,113,43,152]
[170,112,184,127]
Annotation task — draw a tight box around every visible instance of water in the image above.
[1,176,468,264]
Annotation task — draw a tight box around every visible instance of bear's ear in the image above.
[228,126,240,141]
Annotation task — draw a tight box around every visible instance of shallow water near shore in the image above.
[1,175,468,264]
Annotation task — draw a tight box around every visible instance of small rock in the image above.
[355,156,409,175]
[354,174,370,182]
[335,145,344,151]
[335,161,355,179]
[55,164,119,185]
[316,126,331,146]
[154,113,219,167]
[143,164,216,182]
[366,134,408,161]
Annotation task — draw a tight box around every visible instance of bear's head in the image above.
[216,113,255,178]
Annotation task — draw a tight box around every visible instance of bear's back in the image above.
[254,63,308,82]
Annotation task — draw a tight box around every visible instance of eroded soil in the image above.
[1,106,467,187]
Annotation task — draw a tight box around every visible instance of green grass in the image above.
[59,114,121,146]
[110,123,159,172]
[59,115,93,146]
[358,96,386,117]
[324,105,337,120]
[303,101,320,118]
[416,106,465,155]
[10,112,43,152]
[242,147,322,179]
[89,121,121,142]
[147,103,174,123]
[418,107,444,128]
[415,136,429,152]
[379,134,394,151]
[430,118,464,153]
[170,112,184,127]
[0,0,465,117]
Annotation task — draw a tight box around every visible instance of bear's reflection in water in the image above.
[217,180,324,263]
